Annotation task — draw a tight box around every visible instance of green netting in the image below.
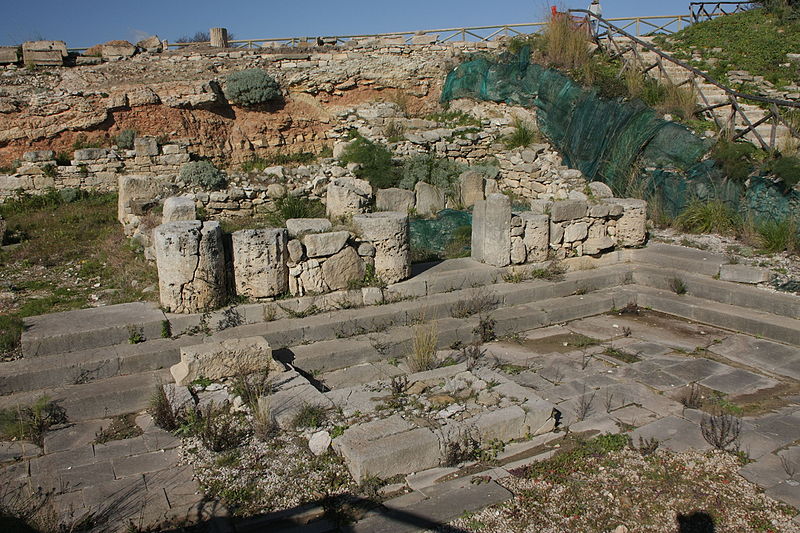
[441,48,796,221]
[410,209,472,255]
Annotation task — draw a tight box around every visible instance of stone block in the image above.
[22,41,67,65]
[588,181,614,198]
[414,181,445,216]
[303,230,350,258]
[154,221,227,313]
[719,264,772,284]
[564,221,588,243]
[322,246,364,290]
[162,196,196,223]
[137,35,163,53]
[520,212,549,262]
[472,193,511,267]
[23,150,55,162]
[613,199,646,246]
[352,212,410,284]
[232,228,289,298]
[0,46,19,64]
[134,137,159,157]
[73,148,109,161]
[583,236,615,255]
[286,218,332,237]
[550,200,587,222]
[459,170,485,208]
[171,336,281,386]
[335,415,440,481]
[102,41,137,59]
[375,187,416,212]
[411,33,439,45]
[326,177,372,219]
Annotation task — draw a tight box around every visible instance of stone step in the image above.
[0,369,170,422]
[288,289,623,374]
[631,265,800,321]
[21,302,168,358]
[632,285,800,347]
[0,337,197,395]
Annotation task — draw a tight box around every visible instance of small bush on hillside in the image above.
[398,153,464,193]
[115,129,137,150]
[180,160,227,190]
[675,199,740,235]
[225,69,282,107]
[766,155,800,191]
[339,136,400,189]
[757,217,799,253]
[711,139,760,183]
[658,83,697,121]
[543,13,591,70]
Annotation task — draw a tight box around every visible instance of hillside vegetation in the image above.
[654,8,800,87]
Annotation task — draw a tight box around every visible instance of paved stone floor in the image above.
[1,308,798,531]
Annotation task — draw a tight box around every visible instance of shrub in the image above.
[179,160,227,190]
[757,217,799,253]
[767,155,800,191]
[398,153,464,193]
[264,195,325,227]
[407,323,439,372]
[503,118,539,149]
[115,129,137,150]
[658,82,697,121]
[148,385,179,431]
[225,69,281,107]
[293,404,327,429]
[0,396,67,447]
[339,136,400,189]
[675,200,740,235]
[542,13,590,70]
[188,401,250,452]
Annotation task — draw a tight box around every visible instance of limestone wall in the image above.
[471,191,647,267]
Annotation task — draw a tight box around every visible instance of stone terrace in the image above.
[1,243,799,531]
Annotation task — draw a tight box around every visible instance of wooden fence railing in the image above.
[689,1,754,23]
[571,8,800,151]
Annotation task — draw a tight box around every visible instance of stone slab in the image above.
[630,416,710,453]
[698,368,779,395]
[337,425,440,482]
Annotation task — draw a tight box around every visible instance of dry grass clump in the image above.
[543,14,591,70]
[407,322,439,372]
[657,82,698,121]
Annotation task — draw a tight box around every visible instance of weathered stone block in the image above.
[74,148,109,161]
[588,181,614,198]
[564,222,589,243]
[0,46,18,65]
[232,228,289,298]
[171,336,281,386]
[375,187,415,212]
[326,177,372,219]
[719,264,773,284]
[134,137,159,157]
[353,212,410,284]
[22,41,67,65]
[102,41,137,59]
[520,212,549,262]
[550,200,587,222]
[154,221,227,313]
[472,193,511,267]
[162,197,196,223]
[459,170,485,208]
[414,181,445,216]
[303,231,349,258]
[583,236,615,255]
[23,150,54,162]
[613,199,647,247]
[322,246,365,290]
[286,218,332,237]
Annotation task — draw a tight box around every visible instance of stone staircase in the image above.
[1,245,799,531]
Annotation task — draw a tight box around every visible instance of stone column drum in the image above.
[231,228,289,298]
[154,221,227,313]
[353,212,410,284]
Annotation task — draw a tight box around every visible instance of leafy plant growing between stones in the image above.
[442,428,481,467]
[127,325,145,344]
[631,435,660,456]
[160,319,172,338]
[148,385,181,432]
[575,385,596,422]
[503,118,539,149]
[700,411,742,452]
[678,383,704,409]
[451,287,499,319]
[293,404,328,429]
[182,401,250,453]
[115,129,137,150]
[94,414,143,444]
[473,314,497,343]
[179,160,227,190]
[669,277,688,295]
[217,305,244,331]
[0,396,68,447]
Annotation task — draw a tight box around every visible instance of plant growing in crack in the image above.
[575,385,596,422]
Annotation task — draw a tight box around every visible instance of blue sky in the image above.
[2,1,693,48]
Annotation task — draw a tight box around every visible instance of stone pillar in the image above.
[613,199,647,247]
[154,221,227,313]
[353,212,410,284]
[162,197,196,223]
[471,193,511,267]
[231,228,289,298]
[210,28,229,48]
[520,212,550,262]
